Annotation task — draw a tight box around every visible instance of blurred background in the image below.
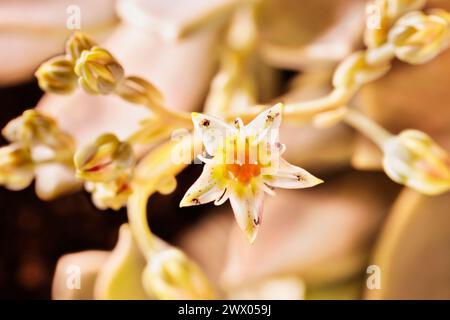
[0,0,449,299]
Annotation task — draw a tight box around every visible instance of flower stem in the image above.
[126,136,194,259]
[127,185,158,259]
[33,154,74,166]
[227,88,353,124]
[284,88,353,120]
[366,43,395,65]
[344,109,393,148]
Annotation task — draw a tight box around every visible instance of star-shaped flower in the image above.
[180,103,323,243]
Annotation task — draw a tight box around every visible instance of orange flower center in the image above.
[225,139,261,184]
[227,163,261,184]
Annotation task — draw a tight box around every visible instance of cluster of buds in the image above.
[35,32,97,94]
[332,7,450,94]
[74,133,135,210]
[293,3,450,127]
[364,0,427,48]
[36,32,190,143]
[35,32,126,96]
[388,9,450,64]
[382,130,450,195]
[0,110,75,191]
[142,247,215,300]
[35,32,166,112]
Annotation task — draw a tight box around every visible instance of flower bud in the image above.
[364,0,426,48]
[35,56,78,94]
[0,144,34,191]
[383,130,450,195]
[430,9,450,24]
[85,174,132,211]
[333,51,391,90]
[74,133,135,183]
[2,110,75,157]
[74,46,124,95]
[142,248,215,300]
[115,76,164,107]
[388,11,450,64]
[386,0,427,18]
[65,32,97,62]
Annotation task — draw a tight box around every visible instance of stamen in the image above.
[234,118,244,130]
[214,188,229,206]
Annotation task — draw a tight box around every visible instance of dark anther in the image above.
[266,114,274,122]
[216,188,227,203]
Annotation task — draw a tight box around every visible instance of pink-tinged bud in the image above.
[74,133,134,183]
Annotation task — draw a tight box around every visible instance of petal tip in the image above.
[180,194,203,207]
[268,103,284,117]
[273,102,284,112]
[179,196,191,208]
[245,229,258,244]
[315,177,325,185]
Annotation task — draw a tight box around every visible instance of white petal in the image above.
[214,188,229,206]
[229,187,264,243]
[266,158,323,189]
[245,103,283,142]
[382,156,409,184]
[180,164,224,207]
[192,112,236,156]
[261,183,276,196]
